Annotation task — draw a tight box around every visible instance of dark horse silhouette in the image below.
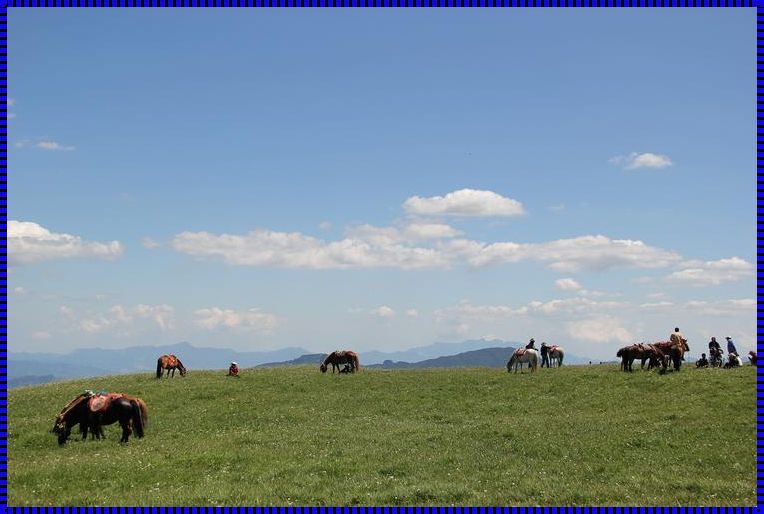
[320,350,360,373]
[653,340,689,372]
[156,354,187,378]
[52,393,147,445]
[616,343,666,372]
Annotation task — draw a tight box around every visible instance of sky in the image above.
[9,9,756,359]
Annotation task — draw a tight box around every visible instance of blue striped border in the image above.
[2,3,760,514]
[3,0,759,6]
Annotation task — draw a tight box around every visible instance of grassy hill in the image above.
[8,364,756,506]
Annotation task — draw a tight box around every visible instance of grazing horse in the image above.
[506,348,539,373]
[548,345,565,367]
[653,340,689,372]
[156,354,187,378]
[53,393,147,445]
[320,350,360,373]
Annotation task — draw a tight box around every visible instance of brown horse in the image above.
[156,354,187,378]
[652,339,689,372]
[320,350,360,373]
[53,393,147,444]
[616,343,666,372]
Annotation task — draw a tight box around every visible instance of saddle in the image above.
[88,393,124,414]
[516,348,527,356]
[165,355,179,367]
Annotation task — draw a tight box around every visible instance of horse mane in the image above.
[57,394,88,421]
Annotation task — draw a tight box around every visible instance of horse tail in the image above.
[156,357,163,378]
[507,355,514,372]
[130,400,145,438]
[532,351,538,371]
[559,350,564,367]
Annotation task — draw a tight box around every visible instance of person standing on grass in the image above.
[228,361,240,377]
[726,336,738,357]
[540,342,550,368]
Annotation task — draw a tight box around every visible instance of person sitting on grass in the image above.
[228,361,240,377]
[696,353,709,368]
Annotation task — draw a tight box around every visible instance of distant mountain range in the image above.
[8,339,595,388]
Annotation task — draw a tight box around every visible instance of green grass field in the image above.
[8,364,757,506]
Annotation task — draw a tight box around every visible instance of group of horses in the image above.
[506,346,565,373]
[616,340,689,372]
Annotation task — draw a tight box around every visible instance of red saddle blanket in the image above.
[88,393,124,413]
[516,348,527,356]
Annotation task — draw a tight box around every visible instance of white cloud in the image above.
[405,308,419,318]
[194,307,277,334]
[32,331,51,339]
[567,317,633,344]
[373,305,396,319]
[14,138,75,151]
[318,221,332,231]
[13,286,27,295]
[172,229,450,270]
[37,140,74,151]
[548,203,565,212]
[555,278,582,291]
[76,304,175,334]
[142,237,161,249]
[667,257,754,286]
[457,235,681,272]
[403,189,525,217]
[609,152,673,170]
[8,98,16,107]
[402,222,463,240]
[9,220,124,265]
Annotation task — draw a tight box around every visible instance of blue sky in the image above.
[10,9,755,359]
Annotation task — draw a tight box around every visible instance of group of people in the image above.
[524,338,559,368]
[695,335,745,368]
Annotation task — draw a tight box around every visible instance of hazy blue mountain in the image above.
[366,346,515,369]
[8,342,309,388]
[361,338,521,364]
[256,353,326,368]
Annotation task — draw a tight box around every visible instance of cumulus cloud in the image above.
[403,189,525,217]
[194,307,277,334]
[555,278,582,291]
[402,222,463,240]
[171,227,684,274]
[405,308,419,318]
[172,229,450,270]
[76,304,175,334]
[567,317,633,344]
[9,220,124,265]
[454,235,681,272]
[609,152,673,170]
[435,297,625,322]
[667,257,754,286]
[373,305,396,319]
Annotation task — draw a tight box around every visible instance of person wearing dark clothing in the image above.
[726,336,738,356]
[540,342,550,368]
[228,361,240,377]
[525,338,536,350]
[696,353,709,368]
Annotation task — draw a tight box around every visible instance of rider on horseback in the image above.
[526,338,536,350]
[708,337,723,366]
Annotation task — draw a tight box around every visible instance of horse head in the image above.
[177,360,188,376]
[320,363,328,373]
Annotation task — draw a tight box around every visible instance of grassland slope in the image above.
[8,365,756,505]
